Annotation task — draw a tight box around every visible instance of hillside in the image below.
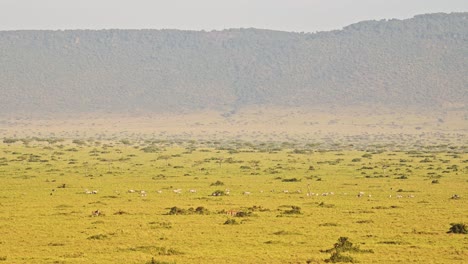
[0,13,467,115]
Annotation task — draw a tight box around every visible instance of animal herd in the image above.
[80,187,423,200]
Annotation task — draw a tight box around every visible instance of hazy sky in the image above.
[0,0,466,32]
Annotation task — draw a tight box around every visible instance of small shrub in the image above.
[210,180,224,186]
[319,222,339,227]
[167,206,210,215]
[141,146,160,153]
[282,178,301,182]
[325,252,355,263]
[247,205,269,212]
[356,220,374,224]
[87,234,108,240]
[155,247,183,256]
[147,257,174,264]
[283,206,302,215]
[273,230,293,235]
[148,221,172,229]
[322,237,373,263]
[72,139,86,146]
[193,206,210,215]
[224,219,238,225]
[319,202,335,208]
[167,207,186,215]
[447,223,467,234]
[431,179,439,184]
[3,138,18,144]
[234,211,251,217]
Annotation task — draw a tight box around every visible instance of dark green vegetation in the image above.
[0,13,467,114]
[448,223,468,234]
[322,237,373,263]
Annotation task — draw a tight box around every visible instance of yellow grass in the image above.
[0,139,467,263]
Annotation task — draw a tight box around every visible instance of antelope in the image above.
[91,210,101,217]
[226,210,238,217]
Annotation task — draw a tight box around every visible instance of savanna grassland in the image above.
[0,135,467,263]
[1,12,467,263]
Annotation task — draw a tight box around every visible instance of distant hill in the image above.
[0,13,466,115]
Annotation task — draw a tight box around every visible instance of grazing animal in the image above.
[189,189,197,193]
[128,189,135,193]
[243,191,251,195]
[173,189,182,194]
[226,210,238,217]
[451,194,460,199]
[212,191,223,196]
[156,190,163,194]
[357,192,365,198]
[92,210,101,217]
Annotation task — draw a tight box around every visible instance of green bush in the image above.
[224,219,238,225]
[87,234,108,240]
[141,146,160,153]
[447,223,467,234]
[282,178,300,182]
[3,138,18,144]
[210,180,224,186]
[167,206,210,215]
[147,257,174,264]
[325,252,355,263]
[168,207,186,215]
[283,206,302,214]
[322,237,373,263]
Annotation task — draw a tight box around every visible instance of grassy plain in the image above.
[0,137,467,263]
